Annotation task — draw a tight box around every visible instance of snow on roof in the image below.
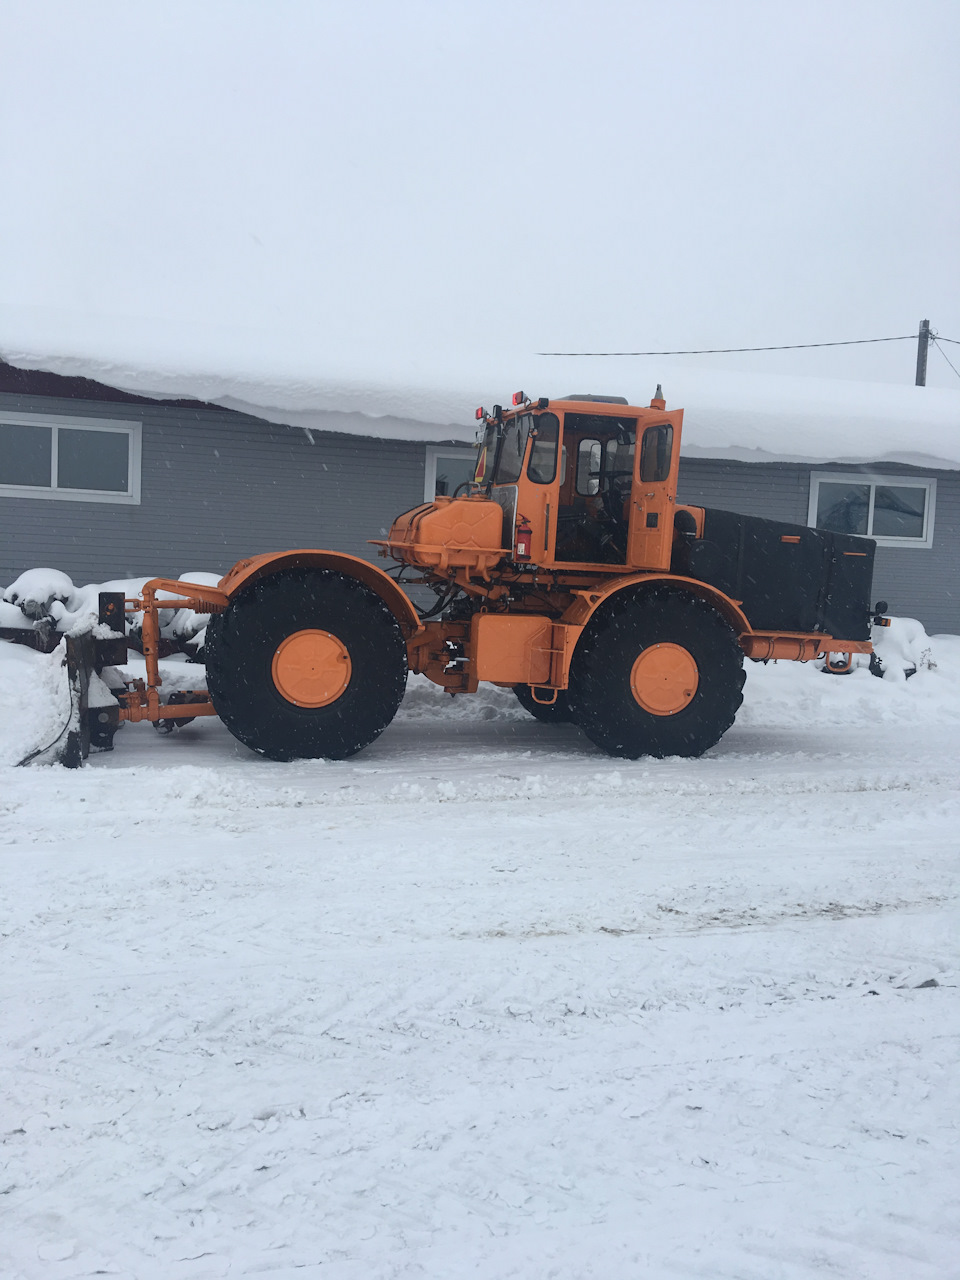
[2,346,959,469]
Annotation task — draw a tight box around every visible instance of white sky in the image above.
[1,0,959,393]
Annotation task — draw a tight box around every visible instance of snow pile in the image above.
[3,346,959,464]
[0,597,32,628]
[1,567,76,621]
[871,614,939,679]
[2,567,218,644]
[0,567,223,766]
[398,675,530,724]
[736,630,960,739]
[0,643,70,766]
[0,646,218,768]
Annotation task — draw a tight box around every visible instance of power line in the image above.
[932,338,960,384]
[935,334,960,346]
[537,335,916,356]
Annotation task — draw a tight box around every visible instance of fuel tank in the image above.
[378,494,507,576]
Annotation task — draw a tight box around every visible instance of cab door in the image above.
[626,411,684,571]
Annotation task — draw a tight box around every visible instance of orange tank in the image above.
[375,494,506,576]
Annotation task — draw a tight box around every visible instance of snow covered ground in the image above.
[2,637,959,1279]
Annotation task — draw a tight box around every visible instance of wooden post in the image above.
[915,319,930,386]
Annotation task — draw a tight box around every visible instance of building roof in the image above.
[2,347,959,470]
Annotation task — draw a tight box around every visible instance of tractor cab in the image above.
[378,389,685,580]
[480,391,683,574]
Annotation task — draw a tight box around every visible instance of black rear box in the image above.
[672,508,875,641]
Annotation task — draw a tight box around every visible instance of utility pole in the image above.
[915,318,930,386]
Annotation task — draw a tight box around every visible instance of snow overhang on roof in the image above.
[2,347,959,469]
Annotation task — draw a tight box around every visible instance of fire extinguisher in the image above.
[514,515,533,562]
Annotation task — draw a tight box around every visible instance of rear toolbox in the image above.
[672,508,875,640]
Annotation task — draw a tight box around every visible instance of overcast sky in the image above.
[1,0,958,393]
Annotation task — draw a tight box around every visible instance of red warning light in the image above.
[511,391,525,406]
[475,407,486,420]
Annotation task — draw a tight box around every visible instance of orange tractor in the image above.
[69,389,881,764]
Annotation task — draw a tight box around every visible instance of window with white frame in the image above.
[424,446,477,501]
[0,413,142,504]
[808,472,936,549]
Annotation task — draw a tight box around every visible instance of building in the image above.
[2,357,958,632]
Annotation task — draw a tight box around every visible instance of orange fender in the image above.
[561,573,753,636]
[559,575,870,673]
[218,550,421,637]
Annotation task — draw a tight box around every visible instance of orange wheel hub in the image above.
[630,643,699,716]
[271,630,352,708]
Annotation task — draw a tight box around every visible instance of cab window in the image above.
[575,439,602,495]
[639,423,673,483]
[475,422,498,484]
[526,413,560,484]
[494,414,531,484]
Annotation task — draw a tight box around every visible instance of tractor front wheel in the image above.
[568,587,745,758]
[204,569,407,760]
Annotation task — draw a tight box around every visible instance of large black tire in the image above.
[513,684,574,724]
[204,569,407,761]
[568,587,745,759]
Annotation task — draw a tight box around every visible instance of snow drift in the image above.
[3,346,959,465]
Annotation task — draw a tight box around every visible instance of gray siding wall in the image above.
[0,392,428,586]
[678,457,960,635]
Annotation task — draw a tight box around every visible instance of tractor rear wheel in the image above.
[568,587,745,758]
[204,569,407,761]
[513,684,574,723]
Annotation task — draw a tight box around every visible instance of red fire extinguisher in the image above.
[514,514,533,562]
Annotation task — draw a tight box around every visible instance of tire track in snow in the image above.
[3,759,958,846]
